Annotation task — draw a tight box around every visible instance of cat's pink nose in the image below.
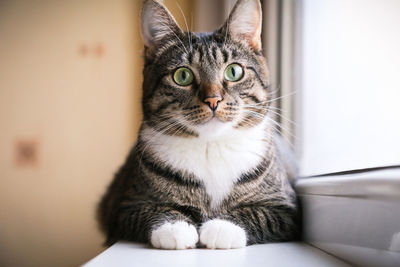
[204,95,223,111]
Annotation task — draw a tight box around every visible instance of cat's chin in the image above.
[196,117,232,140]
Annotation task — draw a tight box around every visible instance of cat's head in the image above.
[141,0,270,139]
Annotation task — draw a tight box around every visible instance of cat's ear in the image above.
[141,0,183,49]
[222,0,262,51]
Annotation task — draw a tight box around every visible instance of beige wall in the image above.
[0,0,194,266]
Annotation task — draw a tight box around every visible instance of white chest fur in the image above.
[141,120,268,208]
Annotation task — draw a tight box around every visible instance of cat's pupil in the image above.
[231,67,236,77]
[181,71,186,80]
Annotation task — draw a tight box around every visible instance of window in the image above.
[293,0,400,176]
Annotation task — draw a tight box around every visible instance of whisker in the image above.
[165,24,188,54]
[242,110,265,119]
[267,117,298,141]
[169,120,190,138]
[239,93,297,109]
[223,0,233,47]
[142,113,188,131]
[268,85,281,97]
[190,12,194,49]
[266,91,297,104]
[238,116,260,128]
[223,20,229,47]
[268,106,285,112]
[176,2,192,51]
[267,122,296,150]
[138,118,188,170]
[242,110,296,138]
[266,109,297,126]
[241,109,298,143]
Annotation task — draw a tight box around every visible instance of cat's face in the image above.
[141,0,270,138]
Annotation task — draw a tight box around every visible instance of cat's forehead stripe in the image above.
[151,35,257,74]
[222,50,229,63]
[188,52,193,64]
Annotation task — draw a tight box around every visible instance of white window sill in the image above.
[295,167,400,267]
[83,241,349,267]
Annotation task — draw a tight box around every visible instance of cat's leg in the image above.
[199,204,298,249]
[110,202,199,249]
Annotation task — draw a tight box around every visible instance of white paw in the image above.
[199,219,247,249]
[150,221,199,249]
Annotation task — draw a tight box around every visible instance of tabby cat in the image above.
[98,0,299,249]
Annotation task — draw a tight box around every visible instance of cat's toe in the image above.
[150,221,198,249]
[199,219,247,249]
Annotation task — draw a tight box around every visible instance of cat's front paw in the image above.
[150,221,198,249]
[199,219,247,249]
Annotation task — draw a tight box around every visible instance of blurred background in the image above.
[1,0,400,266]
[0,0,234,266]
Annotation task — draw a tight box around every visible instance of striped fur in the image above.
[98,0,299,248]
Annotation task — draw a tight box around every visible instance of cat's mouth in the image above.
[205,114,224,124]
[192,106,234,126]
[195,113,225,128]
[196,116,231,137]
[198,116,218,126]
[209,116,221,123]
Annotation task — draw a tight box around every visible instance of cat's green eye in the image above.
[224,63,244,82]
[173,67,194,86]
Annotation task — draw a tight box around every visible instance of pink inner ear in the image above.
[226,0,262,51]
[250,38,262,51]
[234,20,262,51]
[249,16,262,50]
[141,0,183,49]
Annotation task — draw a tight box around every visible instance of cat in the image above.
[98,0,299,250]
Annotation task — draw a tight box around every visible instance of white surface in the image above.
[295,168,400,198]
[83,241,349,267]
[298,0,400,176]
[296,168,400,266]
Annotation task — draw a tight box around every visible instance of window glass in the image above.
[298,0,400,176]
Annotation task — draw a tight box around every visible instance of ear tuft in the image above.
[224,0,262,51]
[141,0,182,48]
